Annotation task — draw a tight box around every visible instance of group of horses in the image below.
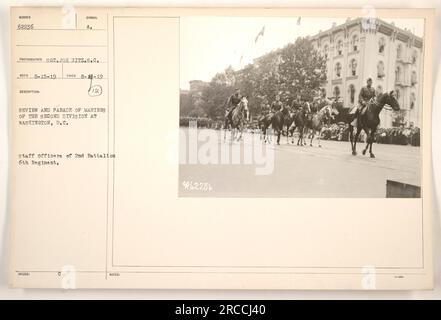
[223,91,400,158]
[258,103,336,147]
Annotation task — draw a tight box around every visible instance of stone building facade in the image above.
[310,18,423,128]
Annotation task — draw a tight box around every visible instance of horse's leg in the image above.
[274,129,278,145]
[237,123,244,141]
[303,128,307,146]
[296,126,301,145]
[369,128,377,158]
[290,125,296,144]
[299,126,304,146]
[318,128,322,148]
[304,128,307,145]
[236,123,240,141]
[362,128,370,155]
[352,126,362,155]
[297,127,301,145]
[237,123,243,141]
[349,125,354,152]
[310,129,314,147]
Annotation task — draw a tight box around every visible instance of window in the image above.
[336,40,343,56]
[348,84,356,104]
[324,44,329,59]
[333,86,341,98]
[395,66,402,83]
[395,88,401,100]
[349,59,357,76]
[410,92,416,109]
[411,71,417,86]
[335,62,342,78]
[396,44,402,59]
[377,61,385,79]
[379,37,385,54]
[411,50,418,64]
[351,34,359,51]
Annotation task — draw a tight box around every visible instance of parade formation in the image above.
[222,77,401,159]
[179,18,423,197]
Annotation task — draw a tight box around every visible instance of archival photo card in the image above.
[179,16,424,198]
[8,7,434,290]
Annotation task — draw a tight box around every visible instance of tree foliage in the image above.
[180,37,326,120]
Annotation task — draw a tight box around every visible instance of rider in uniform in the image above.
[355,78,376,121]
[226,88,242,122]
[291,94,302,111]
[271,94,283,113]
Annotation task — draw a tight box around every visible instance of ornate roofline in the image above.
[310,17,423,48]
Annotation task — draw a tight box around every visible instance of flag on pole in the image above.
[254,25,265,43]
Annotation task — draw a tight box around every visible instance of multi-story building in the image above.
[310,18,423,128]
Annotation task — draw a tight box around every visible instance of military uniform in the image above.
[358,86,376,111]
[291,99,302,111]
[352,85,376,126]
[226,93,242,120]
[228,93,242,110]
[271,100,283,112]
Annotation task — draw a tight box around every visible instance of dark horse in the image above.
[258,113,273,143]
[283,109,295,144]
[271,106,291,145]
[289,108,308,146]
[347,91,400,158]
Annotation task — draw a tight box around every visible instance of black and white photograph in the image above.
[179,15,424,198]
[4,4,437,295]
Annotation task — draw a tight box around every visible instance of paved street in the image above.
[179,129,421,198]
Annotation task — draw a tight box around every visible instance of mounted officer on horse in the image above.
[352,77,376,127]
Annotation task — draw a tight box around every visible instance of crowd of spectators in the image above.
[180,117,420,147]
[374,127,420,146]
[320,123,420,146]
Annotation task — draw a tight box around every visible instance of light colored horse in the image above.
[306,105,338,147]
[227,97,247,142]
